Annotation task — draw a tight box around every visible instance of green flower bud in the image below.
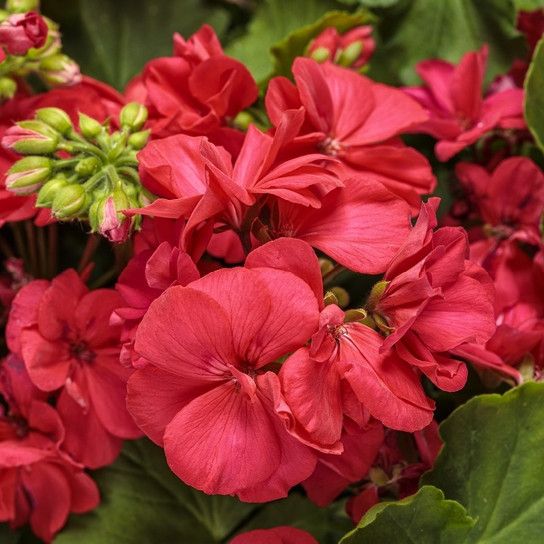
[310,46,332,63]
[78,113,103,140]
[36,176,70,207]
[36,107,74,136]
[51,183,88,219]
[39,54,81,86]
[3,120,60,154]
[128,129,150,150]
[5,0,40,13]
[120,102,148,131]
[0,77,17,100]
[231,111,253,132]
[337,41,364,68]
[329,286,350,308]
[365,280,390,312]
[6,156,52,194]
[75,156,101,177]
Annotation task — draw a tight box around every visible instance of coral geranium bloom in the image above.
[128,247,321,501]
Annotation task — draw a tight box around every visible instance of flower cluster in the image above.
[0,3,542,543]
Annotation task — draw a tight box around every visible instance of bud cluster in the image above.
[306,25,375,71]
[3,102,151,242]
[0,0,81,100]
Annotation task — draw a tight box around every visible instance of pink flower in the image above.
[112,240,200,368]
[0,11,48,56]
[128,240,321,501]
[265,57,435,210]
[265,176,412,275]
[455,157,544,249]
[366,199,496,391]
[6,269,141,468]
[133,25,258,153]
[0,355,99,542]
[281,304,435,439]
[404,45,526,161]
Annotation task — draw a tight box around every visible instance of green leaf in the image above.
[225,0,343,83]
[525,37,544,152]
[337,0,401,7]
[367,0,526,86]
[270,11,374,80]
[422,381,544,543]
[337,382,544,543]
[512,0,544,9]
[52,438,350,544]
[53,438,259,544]
[339,486,475,543]
[42,0,230,91]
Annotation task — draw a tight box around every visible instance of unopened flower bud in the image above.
[309,46,332,63]
[319,258,334,276]
[120,102,148,131]
[39,53,81,86]
[336,41,364,68]
[232,111,253,132]
[0,11,48,55]
[5,0,40,13]
[36,176,69,207]
[51,183,88,219]
[78,112,103,139]
[75,156,100,177]
[89,190,131,243]
[0,76,17,99]
[36,107,73,135]
[365,280,390,312]
[344,308,367,323]
[3,120,59,154]
[128,129,150,150]
[329,286,349,308]
[5,155,52,194]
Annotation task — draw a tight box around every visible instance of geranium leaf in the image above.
[422,381,544,543]
[52,438,259,544]
[339,486,475,543]
[338,382,544,542]
[225,0,342,83]
[367,0,526,86]
[525,37,544,151]
[42,0,230,91]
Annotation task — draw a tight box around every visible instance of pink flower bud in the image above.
[0,11,48,55]
[5,155,52,194]
[39,53,82,87]
[307,25,375,70]
[89,192,131,243]
[3,120,59,154]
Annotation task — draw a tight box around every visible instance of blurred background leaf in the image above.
[41,0,231,91]
[366,0,526,86]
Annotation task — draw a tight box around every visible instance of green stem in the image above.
[47,223,58,279]
[0,235,15,259]
[322,263,347,286]
[36,222,48,279]
[24,220,39,278]
[77,233,101,274]
[88,265,118,290]
[9,223,30,275]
